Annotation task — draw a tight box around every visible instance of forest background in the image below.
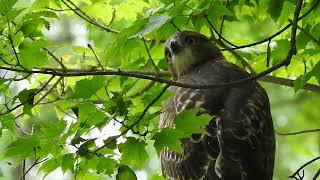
[0,0,320,179]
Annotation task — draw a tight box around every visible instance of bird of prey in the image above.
[159,31,275,180]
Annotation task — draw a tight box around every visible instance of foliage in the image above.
[0,0,320,179]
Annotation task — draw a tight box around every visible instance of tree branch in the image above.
[1,67,319,91]
[259,76,320,92]
[289,156,320,179]
[276,128,320,136]
[19,157,49,180]
[60,0,119,33]
[87,44,104,70]
[93,84,170,153]
[142,38,159,71]
[221,0,320,51]
[13,76,63,120]
[0,76,55,115]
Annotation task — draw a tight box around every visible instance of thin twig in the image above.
[289,156,320,179]
[107,9,116,27]
[288,19,320,46]
[142,38,159,71]
[266,39,272,67]
[9,20,67,69]
[19,157,49,180]
[0,76,55,115]
[313,169,320,180]
[276,128,320,136]
[13,77,63,120]
[93,84,170,153]
[87,44,104,70]
[259,76,320,92]
[219,0,229,41]
[22,160,26,180]
[42,47,67,69]
[204,15,238,48]
[128,81,156,98]
[46,7,75,11]
[170,20,180,31]
[61,0,119,33]
[213,35,256,74]
[221,0,320,51]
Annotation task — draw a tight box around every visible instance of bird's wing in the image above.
[160,85,222,180]
[218,84,275,180]
[160,61,275,180]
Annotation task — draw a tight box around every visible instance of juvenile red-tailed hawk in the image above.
[160,31,275,180]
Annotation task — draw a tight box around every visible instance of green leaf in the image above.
[110,0,125,6]
[278,1,295,26]
[267,0,284,21]
[17,89,38,116]
[77,139,97,157]
[103,135,118,150]
[116,165,137,180]
[0,0,18,13]
[19,40,51,69]
[39,158,62,177]
[272,39,290,64]
[39,120,67,138]
[150,174,165,180]
[174,109,212,136]
[70,76,107,99]
[77,103,107,128]
[23,11,59,20]
[20,19,45,37]
[61,154,75,173]
[5,136,39,163]
[118,137,148,169]
[131,15,171,38]
[207,2,234,28]
[0,113,15,132]
[151,128,186,155]
[294,61,320,92]
[6,8,25,21]
[71,131,86,145]
[96,157,117,175]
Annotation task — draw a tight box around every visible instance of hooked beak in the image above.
[170,40,182,54]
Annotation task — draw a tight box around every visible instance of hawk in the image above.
[159,31,275,180]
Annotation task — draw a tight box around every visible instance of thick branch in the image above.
[259,76,320,92]
[1,67,319,91]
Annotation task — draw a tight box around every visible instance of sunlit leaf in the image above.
[116,165,137,180]
[152,128,186,155]
[119,137,149,169]
[174,109,212,136]
[5,136,39,163]
[61,154,75,173]
[70,76,107,99]
[96,157,117,175]
[294,61,320,92]
[38,158,62,177]
[17,89,38,115]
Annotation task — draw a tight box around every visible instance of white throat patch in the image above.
[171,48,197,77]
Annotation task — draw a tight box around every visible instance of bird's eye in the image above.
[165,49,172,60]
[185,36,196,45]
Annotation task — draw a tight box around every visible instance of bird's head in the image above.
[164,31,222,80]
